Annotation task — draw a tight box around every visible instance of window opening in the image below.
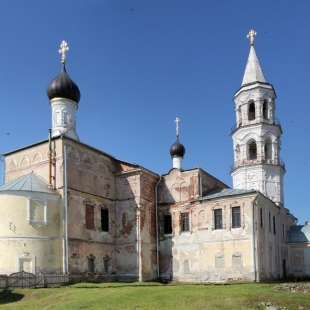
[214,209,223,230]
[249,141,257,160]
[273,216,276,234]
[101,209,109,232]
[181,213,189,232]
[248,102,255,120]
[264,139,272,160]
[263,100,268,119]
[164,214,172,234]
[232,207,241,228]
[260,208,263,228]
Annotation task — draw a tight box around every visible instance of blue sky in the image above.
[0,0,310,223]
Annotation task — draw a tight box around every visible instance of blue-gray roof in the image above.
[0,172,56,194]
[201,188,256,200]
[287,222,310,243]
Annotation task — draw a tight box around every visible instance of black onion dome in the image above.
[47,64,81,103]
[170,138,186,158]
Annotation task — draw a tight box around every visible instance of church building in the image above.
[0,32,309,282]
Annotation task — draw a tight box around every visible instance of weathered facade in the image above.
[0,35,309,282]
[1,137,158,281]
[157,168,296,282]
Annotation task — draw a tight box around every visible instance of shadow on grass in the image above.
[0,290,24,304]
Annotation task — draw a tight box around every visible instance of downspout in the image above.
[137,206,141,281]
[60,135,69,274]
[64,144,69,273]
[252,191,259,282]
[277,208,281,278]
[155,175,162,279]
[48,129,53,187]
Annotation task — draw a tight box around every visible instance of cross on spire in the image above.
[59,40,69,64]
[174,117,180,138]
[246,29,257,46]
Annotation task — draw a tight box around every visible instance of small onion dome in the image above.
[170,138,186,158]
[47,64,81,103]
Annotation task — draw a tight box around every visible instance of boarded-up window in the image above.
[101,209,109,232]
[172,259,179,272]
[31,200,44,222]
[103,255,109,273]
[215,253,224,268]
[86,205,95,230]
[232,253,242,267]
[28,198,47,224]
[292,254,302,271]
[198,210,206,227]
[88,256,95,273]
[183,260,190,273]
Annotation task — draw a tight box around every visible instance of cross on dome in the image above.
[246,29,257,46]
[59,40,69,64]
[174,117,180,137]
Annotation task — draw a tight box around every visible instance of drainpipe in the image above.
[252,191,259,282]
[155,175,162,279]
[48,130,53,188]
[64,144,69,273]
[277,208,281,278]
[136,206,142,281]
[60,135,69,274]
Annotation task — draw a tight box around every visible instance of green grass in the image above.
[0,282,309,310]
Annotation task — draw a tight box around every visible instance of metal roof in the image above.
[242,45,266,86]
[287,222,310,243]
[201,188,256,200]
[0,172,56,194]
[47,64,81,103]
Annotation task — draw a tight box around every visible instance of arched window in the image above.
[248,101,255,120]
[235,144,240,162]
[263,100,268,119]
[88,254,95,273]
[248,141,257,160]
[264,139,272,160]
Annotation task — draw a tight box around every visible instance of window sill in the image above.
[180,231,191,235]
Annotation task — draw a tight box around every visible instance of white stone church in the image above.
[0,32,309,282]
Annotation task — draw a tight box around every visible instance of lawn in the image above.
[0,282,309,310]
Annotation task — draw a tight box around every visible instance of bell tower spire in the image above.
[230,30,285,206]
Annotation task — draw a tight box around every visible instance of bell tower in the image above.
[230,30,285,206]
